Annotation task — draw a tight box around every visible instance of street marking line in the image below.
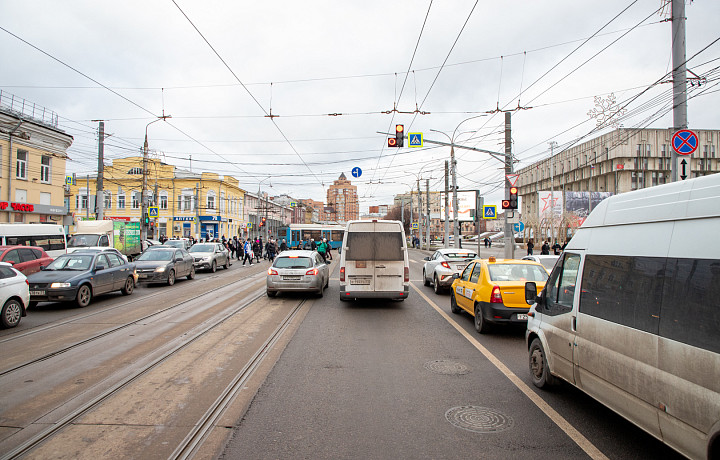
[411,284,609,460]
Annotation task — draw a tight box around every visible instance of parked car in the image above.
[188,243,230,272]
[163,238,193,250]
[521,254,560,273]
[450,257,549,334]
[134,248,195,285]
[0,245,53,275]
[422,248,477,294]
[0,262,30,328]
[267,250,329,297]
[27,251,136,308]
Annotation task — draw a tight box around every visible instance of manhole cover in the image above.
[445,406,514,433]
[424,360,470,375]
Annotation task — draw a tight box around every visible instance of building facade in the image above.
[326,173,358,223]
[0,94,73,226]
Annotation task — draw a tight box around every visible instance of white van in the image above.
[524,173,720,460]
[339,220,409,301]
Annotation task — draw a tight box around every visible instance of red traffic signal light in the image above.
[509,187,518,209]
[388,138,397,147]
[395,124,404,147]
[501,200,511,209]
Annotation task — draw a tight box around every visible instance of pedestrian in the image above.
[267,238,277,262]
[541,240,550,255]
[310,238,317,251]
[317,238,328,263]
[242,238,254,265]
[527,239,534,256]
[552,240,562,255]
[484,237,489,248]
[302,238,311,250]
[279,238,288,253]
[326,238,333,261]
[253,239,261,263]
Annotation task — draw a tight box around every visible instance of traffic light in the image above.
[395,124,404,147]
[509,187,518,209]
[143,212,149,225]
[501,199,511,210]
[387,137,397,147]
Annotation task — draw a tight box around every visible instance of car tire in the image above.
[433,275,442,294]
[76,285,92,308]
[529,338,557,388]
[474,302,490,334]
[167,270,176,286]
[187,266,195,280]
[317,283,324,297]
[1,298,23,328]
[423,270,430,286]
[267,290,277,297]
[450,293,461,314]
[121,276,134,295]
[210,261,217,273]
[28,301,38,310]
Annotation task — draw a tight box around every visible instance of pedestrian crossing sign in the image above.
[148,206,159,218]
[408,133,423,148]
[483,205,497,219]
[411,222,419,230]
[247,222,253,228]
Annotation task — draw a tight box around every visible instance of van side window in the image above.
[461,263,474,282]
[579,255,663,334]
[660,258,720,354]
[543,253,580,316]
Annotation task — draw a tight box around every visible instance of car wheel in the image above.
[266,290,277,297]
[167,270,176,286]
[187,266,195,280]
[317,283,324,297]
[1,298,23,328]
[433,275,442,294]
[423,269,430,286]
[325,275,329,288]
[474,302,490,334]
[529,338,557,388]
[450,293,461,314]
[121,276,134,295]
[76,285,92,308]
[210,260,217,273]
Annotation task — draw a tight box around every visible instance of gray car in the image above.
[134,248,195,285]
[422,248,477,294]
[266,250,329,297]
[189,243,230,272]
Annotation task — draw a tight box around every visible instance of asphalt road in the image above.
[220,247,682,460]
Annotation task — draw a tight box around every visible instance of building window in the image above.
[40,192,51,205]
[127,167,143,175]
[646,145,651,157]
[16,150,28,179]
[41,156,51,183]
[132,192,140,209]
[15,189,27,203]
[160,192,168,210]
[104,192,112,210]
[207,191,216,210]
[76,193,88,210]
[661,144,668,157]
[118,194,126,209]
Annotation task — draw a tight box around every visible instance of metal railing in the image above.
[0,90,59,127]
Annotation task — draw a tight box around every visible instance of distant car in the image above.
[163,238,193,250]
[72,247,129,263]
[267,250,329,297]
[27,251,136,308]
[0,262,30,328]
[188,243,230,272]
[422,248,477,294]
[522,254,560,273]
[0,245,53,275]
[134,248,195,285]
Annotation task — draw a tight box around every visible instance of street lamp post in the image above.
[142,115,171,242]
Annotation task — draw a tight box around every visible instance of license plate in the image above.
[283,276,301,281]
[516,314,528,321]
[30,290,45,296]
[456,265,465,270]
[350,278,370,285]
[138,274,147,279]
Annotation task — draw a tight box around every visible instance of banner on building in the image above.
[564,191,613,226]
[538,191,563,220]
[440,191,476,222]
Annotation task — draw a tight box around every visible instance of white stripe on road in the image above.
[411,284,609,460]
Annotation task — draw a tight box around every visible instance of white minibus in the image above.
[339,220,409,301]
[0,223,67,258]
[524,173,720,460]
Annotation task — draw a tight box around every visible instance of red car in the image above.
[0,246,53,275]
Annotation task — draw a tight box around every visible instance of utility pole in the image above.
[426,179,430,250]
[549,141,557,245]
[400,198,404,230]
[504,111,514,259]
[671,0,687,182]
[141,114,171,242]
[417,179,423,248]
[451,146,459,249]
[86,174,90,221]
[195,182,200,239]
[444,160,449,248]
[96,121,104,221]
[476,193,483,256]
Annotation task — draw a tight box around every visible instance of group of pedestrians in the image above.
[526,238,565,256]
[294,237,333,263]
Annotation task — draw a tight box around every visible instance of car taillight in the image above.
[441,261,451,269]
[25,279,29,286]
[340,266,345,282]
[268,268,278,275]
[490,285,503,304]
[306,268,318,276]
[404,266,409,282]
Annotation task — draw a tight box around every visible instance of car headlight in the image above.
[50,282,71,288]
[155,266,167,272]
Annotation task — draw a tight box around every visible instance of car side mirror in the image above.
[175,258,183,262]
[525,282,538,305]
[96,265,106,271]
[423,257,430,261]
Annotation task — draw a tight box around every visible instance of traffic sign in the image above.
[411,222,419,230]
[65,176,73,186]
[408,133,423,148]
[483,205,497,220]
[247,222,253,228]
[290,201,297,207]
[148,206,159,218]
[672,129,698,156]
[506,174,519,187]
[352,167,362,178]
[513,221,525,233]
[678,157,690,181]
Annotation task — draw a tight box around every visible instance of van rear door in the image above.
[345,229,376,292]
[371,223,405,292]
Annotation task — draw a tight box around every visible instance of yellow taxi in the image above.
[450,256,549,334]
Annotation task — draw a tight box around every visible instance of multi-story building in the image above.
[0,93,73,226]
[243,191,292,240]
[326,173,358,223]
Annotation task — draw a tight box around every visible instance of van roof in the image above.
[582,173,720,228]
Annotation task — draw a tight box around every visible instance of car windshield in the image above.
[488,264,549,282]
[46,255,94,271]
[189,244,214,253]
[164,241,184,248]
[444,252,477,261]
[68,234,100,247]
[137,250,174,261]
[274,257,312,269]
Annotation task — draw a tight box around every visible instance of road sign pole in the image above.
[504,112,514,259]
[671,0,687,182]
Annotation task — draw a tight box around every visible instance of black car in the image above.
[27,251,137,308]
[134,248,195,285]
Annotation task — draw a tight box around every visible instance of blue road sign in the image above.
[483,205,497,219]
[513,222,525,233]
[352,167,362,178]
[672,129,698,156]
[411,222,419,230]
[148,206,159,218]
[408,133,423,148]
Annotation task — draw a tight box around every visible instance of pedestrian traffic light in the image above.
[395,124,404,147]
[388,137,398,147]
[143,212,149,225]
[509,187,518,209]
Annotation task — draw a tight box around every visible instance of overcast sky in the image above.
[2,0,718,212]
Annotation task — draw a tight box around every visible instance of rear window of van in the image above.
[346,232,404,261]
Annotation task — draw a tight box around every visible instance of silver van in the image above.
[524,173,720,460]
[339,220,409,301]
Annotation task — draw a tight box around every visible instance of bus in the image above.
[0,223,67,258]
[284,224,345,250]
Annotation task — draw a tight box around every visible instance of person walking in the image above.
[267,238,277,262]
[253,239,261,263]
[527,239,534,256]
[552,240,562,255]
[279,238,288,253]
[541,240,550,255]
[242,238,254,265]
[317,238,328,263]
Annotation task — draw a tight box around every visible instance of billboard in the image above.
[538,191,563,220]
[440,191,476,222]
[564,192,613,226]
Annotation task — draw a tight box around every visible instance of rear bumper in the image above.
[478,301,529,325]
[267,276,323,292]
[339,285,409,300]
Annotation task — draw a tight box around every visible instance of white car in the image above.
[0,262,30,328]
[521,254,560,273]
[422,248,477,294]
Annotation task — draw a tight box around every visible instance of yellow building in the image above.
[68,157,246,240]
[0,97,73,224]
